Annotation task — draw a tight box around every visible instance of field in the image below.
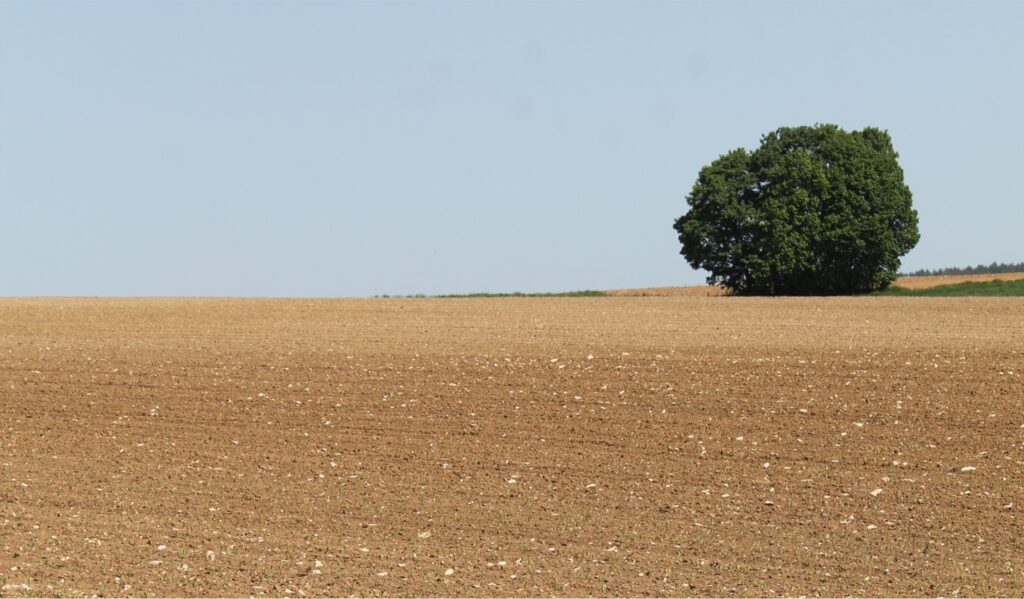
[2,297,1023,597]
[608,272,1024,297]
[879,278,1024,297]
[891,272,1024,290]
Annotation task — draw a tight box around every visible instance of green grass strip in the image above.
[432,290,608,298]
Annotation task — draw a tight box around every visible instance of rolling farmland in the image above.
[2,297,1023,596]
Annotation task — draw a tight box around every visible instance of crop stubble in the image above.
[1,297,1022,596]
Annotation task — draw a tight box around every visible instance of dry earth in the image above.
[1,297,1023,597]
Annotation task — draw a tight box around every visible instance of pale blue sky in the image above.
[2,1,1021,296]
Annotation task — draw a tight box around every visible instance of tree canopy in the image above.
[673,124,919,295]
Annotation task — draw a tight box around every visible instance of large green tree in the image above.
[673,124,919,295]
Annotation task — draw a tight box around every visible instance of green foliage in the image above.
[674,124,919,295]
[878,279,1024,296]
[902,262,1024,277]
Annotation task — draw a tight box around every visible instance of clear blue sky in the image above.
[2,1,1021,296]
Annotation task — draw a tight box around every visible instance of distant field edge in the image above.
[376,290,609,299]
[877,277,1024,297]
[609,272,1024,298]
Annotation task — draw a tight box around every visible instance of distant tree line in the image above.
[902,262,1024,277]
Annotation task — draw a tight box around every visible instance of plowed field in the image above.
[2,297,1023,597]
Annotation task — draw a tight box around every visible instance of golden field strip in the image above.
[1,296,1023,596]
[607,271,1024,296]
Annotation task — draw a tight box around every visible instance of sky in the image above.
[2,1,1022,297]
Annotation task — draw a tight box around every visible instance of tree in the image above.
[673,124,919,295]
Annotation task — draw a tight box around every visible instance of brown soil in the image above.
[2,297,1023,597]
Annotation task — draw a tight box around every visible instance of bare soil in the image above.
[1,297,1023,596]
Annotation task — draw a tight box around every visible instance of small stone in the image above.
[960,466,977,472]
[870,488,883,497]
[444,568,454,576]
[418,531,431,539]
